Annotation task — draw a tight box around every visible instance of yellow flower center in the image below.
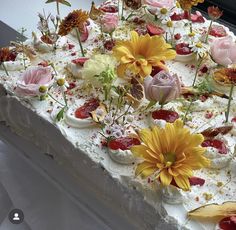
[57,78,65,86]
[188,32,195,37]
[164,152,176,167]
[196,42,203,48]
[160,8,168,15]
[39,85,47,93]
[167,21,173,28]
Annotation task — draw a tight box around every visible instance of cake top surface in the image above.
[0,0,236,229]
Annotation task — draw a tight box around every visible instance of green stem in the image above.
[225,84,234,123]
[121,0,125,20]
[192,58,203,87]
[188,9,192,33]
[1,62,9,76]
[75,28,85,57]
[204,20,213,43]
[48,93,65,107]
[62,90,68,107]
[160,103,164,109]
[183,99,193,125]
[56,2,60,16]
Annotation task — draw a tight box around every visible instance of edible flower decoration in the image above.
[15,66,53,97]
[58,10,89,56]
[205,6,223,42]
[144,0,175,9]
[213,67,236,122]
[123,0,143,10]
[177,0,204,11]
[0,47,17,76]
[112,31,176,79]
[210,36,236,67]
[131,119,210,191]
[100,13,119,39]
[144,70,181,107]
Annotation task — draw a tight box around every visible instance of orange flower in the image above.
[213,68,236,86]
[208,6,223,20]
[58,9,89,36]
[178,0,204,11]
[112,31,176,79]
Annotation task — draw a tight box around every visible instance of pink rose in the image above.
[15,66,53,96]
[211,36,236,67]
[144,71,181,104]
[144,0,175,8]
[101,14,119,34]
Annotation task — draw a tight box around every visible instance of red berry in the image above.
[104,40,116,51]
[67,82,76,90]
[174,33,181,40]
[219,216,236,230]
[232,117,236,123]
[175,43,192,55]
[72,57,89,65]
[100,5,118,13]
[209,25,227,37]
[189,177,205,186]
[146,24,165,36]
[68,43,75,50]
[170,13,183,21]
[152,110,179,123]
[75,99,100,119]
[202,139,228,154]
[108,137,141,151]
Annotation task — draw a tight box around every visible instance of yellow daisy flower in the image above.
[178,0,204,11]
[131,120,210,191]
[112,31,176,79]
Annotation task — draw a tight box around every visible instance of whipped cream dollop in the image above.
[108,148,136,165]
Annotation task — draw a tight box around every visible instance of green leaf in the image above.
[61,0,71,6]
[45,0,55,3]
[56,107,65,121]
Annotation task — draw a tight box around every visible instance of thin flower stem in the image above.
[121,0,125,20]
[225,84,234,123]
[48,93,65,107]
[56,2,60,16]
[183,99,193,125]
[62,90,68,107]
[204,20,213,43]
[1,62,9,76]
[188,9,192,33]
[192,58,203,87]
[75,28,85,57]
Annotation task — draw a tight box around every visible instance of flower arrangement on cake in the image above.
[0,0,236,229]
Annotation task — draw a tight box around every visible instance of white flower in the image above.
[82,54,117,87]
[189,41,209,59]
[125,114,134,123]
[104,114,113,126]
[38,85,48,95]
[53,75,69,92]
[110,124,124,138]
[156,7,171,21]
[182,31,201,45]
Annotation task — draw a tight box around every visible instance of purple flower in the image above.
[144,70,181,104]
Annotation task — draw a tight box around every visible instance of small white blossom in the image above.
[53,75,69,92]
[104,114,113,126]
[182,32,201,45]
[189,42,209,59]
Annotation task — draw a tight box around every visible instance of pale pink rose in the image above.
[211,36,236,67]
[101,14,119,34]
[15,66,53,96]
[144,0,175,8]
[144,71,181,104]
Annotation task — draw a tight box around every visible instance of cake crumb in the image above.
[217,182,223,187]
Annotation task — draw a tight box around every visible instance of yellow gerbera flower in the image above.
[112,31,176,79]
[131,120,210,191]
[178,0,204,11]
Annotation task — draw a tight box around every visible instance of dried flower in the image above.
[101,14,119,34]
[58,9,89,36]
[131,119,210,191]
[178,0,204,11]
[208,6,223,21]
[112,31,176,78]
[0,47,17,63]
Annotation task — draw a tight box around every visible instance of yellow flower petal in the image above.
[174,175,191,191]
[160,169,173,186]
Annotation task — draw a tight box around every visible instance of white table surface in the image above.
[0,0,102,37]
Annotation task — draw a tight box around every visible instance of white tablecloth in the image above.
[0,138,111,230]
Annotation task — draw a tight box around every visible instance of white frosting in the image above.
[108,148,136,165]
[66,62,83,78]
[175,53,195,63]
[65,103,96,128]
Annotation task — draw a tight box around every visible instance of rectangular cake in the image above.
[0,0,236,229]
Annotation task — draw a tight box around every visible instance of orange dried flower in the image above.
[178,0,204,11]
[58,9,89,36]
[208,6,223,20]
[0,47,17,63]
[213,68,236,85]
